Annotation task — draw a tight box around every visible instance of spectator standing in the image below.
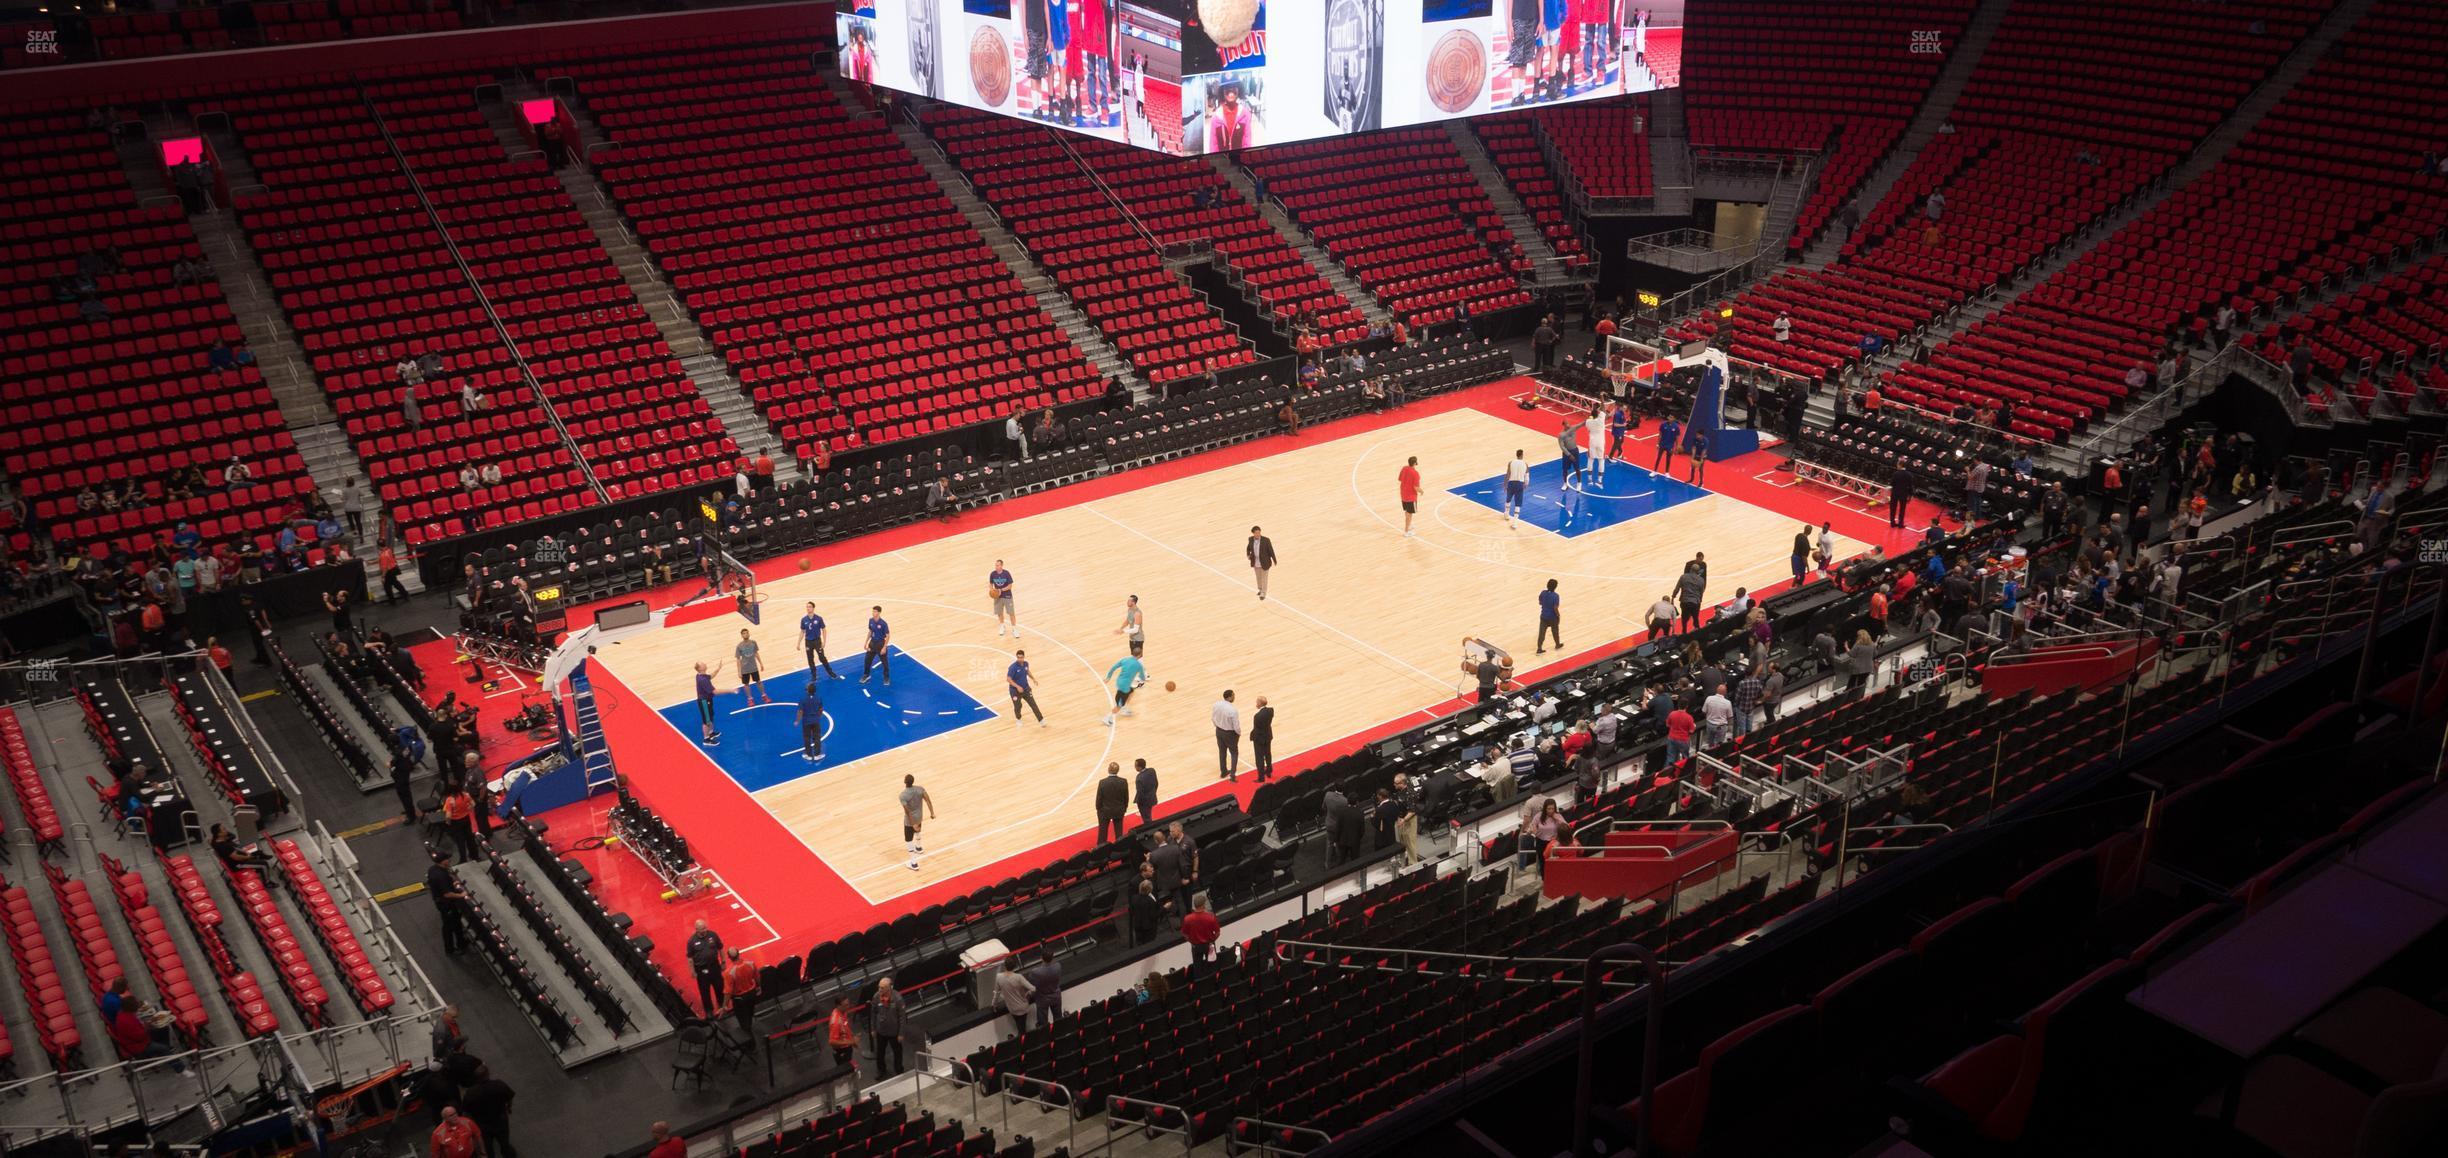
[1248,696,1275,781]
[1094,762,1129,843]
[825,996,858,1071]
[1133,759,1159,828]
[1674,562,1707,631]
[1148,830,1186,915]
[379,541,410,603]
[723,948,760,1039]
[646,1123,686,1158]
[1129,880,1165,945]
[1532,315,1561,370]
[1211,690,1240,780]
[429,1107,482,1158]
[1025,950,1063,1025]
[1665,704,1695,765]
[992,959,1035,1036]
[1848,630,1878,696]
[460,1065,516,1158]
[869,978,910,1077]
[1701,684,1733,748]
[1182,895,1221,964]
[440,785,480,861]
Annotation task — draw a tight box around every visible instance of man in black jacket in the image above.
[1094,763,1130,843]
[426,851,470,956]
[1248,697,1275,781]
[685,920,725,1017]
[1889,465,1915,528]
[1148,830,1185,913]
[1132,759,1159,828]
[461,1064,517,1158]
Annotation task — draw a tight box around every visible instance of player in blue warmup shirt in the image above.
[861,606,892,684]
[797,685,825,762]
[989,560,1019,637]
[1008,649,1045,727]
[1537,578,1562,653]
[801,602,838,678]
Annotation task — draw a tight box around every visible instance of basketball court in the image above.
[488,380,1925,954]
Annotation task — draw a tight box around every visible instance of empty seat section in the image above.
[0,108,315,561]
[1240,128,1533,329]
[1682,0,1974,253]
[549,36,1103,467]
[214,77,591,547]
[362,71,736,506]
[926,106,1256,388]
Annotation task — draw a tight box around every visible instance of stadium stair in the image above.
[1797,0,2013,269]
[885,115,1144,397]
[489,95,806,490]
[1445,119,1594,302]
[1646,87,1694,218]
[130,116,395,576]
[1207,154,1395,329]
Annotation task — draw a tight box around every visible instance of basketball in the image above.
[797,557,812,571]
[1164,680,1176,692]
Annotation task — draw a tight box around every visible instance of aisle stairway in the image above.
[1797,0,2015,268]
[1207,155,1395,328]
[1647,87,1693,217]
[886,115,1145,396]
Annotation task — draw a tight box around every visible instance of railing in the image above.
[2077,344,2279,457]
[1049,128,1176,261]
[1104,1092,1195,1157]
[1270,937,1656,989]
[995,1070,1084,1154]
[357,93,609,507]
[1228,1119,1335,1157]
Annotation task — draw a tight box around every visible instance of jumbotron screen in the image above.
[837,1,1682,156]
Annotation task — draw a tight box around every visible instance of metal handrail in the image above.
[996,1070,1083,1153]
[1270,938,1652,987]
[1105,1092,1195,1157]
[1229,1118,1335,1157]
[1572,942,1666,1158]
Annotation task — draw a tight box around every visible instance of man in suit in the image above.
[1133,759,1159,828]
[1023,950,1062,1025]
[1330,790,1368,864]
[1245,526,1278,600]
[1248,696,1275,781]
[1094,763,1129,843]
[1148,830,1185,921]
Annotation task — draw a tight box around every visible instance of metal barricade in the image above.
[1104,1092,1195,1157]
